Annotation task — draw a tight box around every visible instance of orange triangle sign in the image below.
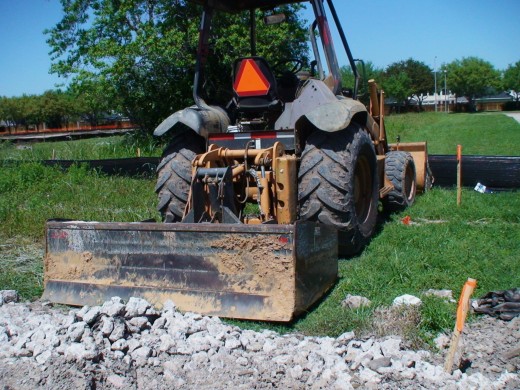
[233,59,270,97]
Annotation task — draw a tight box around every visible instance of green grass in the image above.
[0,162,160,298]
[228,188,519,345]
[0,132,162,161]
[0,111,519,347]
[386,112,520,155]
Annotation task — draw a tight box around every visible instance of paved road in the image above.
[505,112,520,124]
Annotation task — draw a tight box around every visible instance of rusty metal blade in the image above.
[43,220,337,322]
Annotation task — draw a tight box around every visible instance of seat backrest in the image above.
[232,57,280,113]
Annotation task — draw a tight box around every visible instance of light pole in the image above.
[434,56,437,112]
[444,70,448,113]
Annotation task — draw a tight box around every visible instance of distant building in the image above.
[409,91,456,112]
[475,91,514,111]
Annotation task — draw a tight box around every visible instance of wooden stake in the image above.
[137,148,141,158]
[444,278,477,373]
[456,145,462,206]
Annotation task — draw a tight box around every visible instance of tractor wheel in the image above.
[156,131,205,222]
[298,125,379,257]
[383,151,416,212]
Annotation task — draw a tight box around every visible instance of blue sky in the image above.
[1,0,519,97]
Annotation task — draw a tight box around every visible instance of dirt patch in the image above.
[44,251,116,281]
[209,234,295,321]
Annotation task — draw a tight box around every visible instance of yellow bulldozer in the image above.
[43,0,431,322]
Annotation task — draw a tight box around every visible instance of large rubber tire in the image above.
[298,125,379,257]
[155,131,205,222]
[383,151,416,212]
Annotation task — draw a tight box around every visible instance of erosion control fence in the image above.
[3,156,519,189]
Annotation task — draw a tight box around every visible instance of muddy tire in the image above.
[298,125,379,257]
[156,131,205,222]
[383,151,416,212]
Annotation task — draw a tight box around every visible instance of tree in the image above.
[445,57,501,109]
[503,61,520,105]
[340,61,383,105]
[384,59,433,111]
[46,0,308,133]
[69,78,118,126]
[382,72,412,113]
[38,90,77,129]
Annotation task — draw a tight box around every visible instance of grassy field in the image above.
[1,111,519,346]
[385,112,520,155]
[0,131,161,161]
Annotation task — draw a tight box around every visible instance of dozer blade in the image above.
[43,220,337,322]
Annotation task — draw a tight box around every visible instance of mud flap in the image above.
[43,220,337,322]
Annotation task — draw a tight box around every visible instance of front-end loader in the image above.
[43,0,431,322]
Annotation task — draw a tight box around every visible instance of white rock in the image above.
[109,319,126,342]
[273,354,292,365]
[187,333,211,352]
[162,300,177,313]
[127,338,142,354]
[365,357,392,373]
[393,294,422,306]
[341,294,372,309]
[75,305,90,320]
[423,289,454,301]
[415,361,446,382]
[64,343,98,362]
[379,337,402,358]
[289,364,303,380]
[434,333,450,350]
[1,290,19,304]
[358,367,382,385]
[262,339,277,353]
[35,349,52,365]
[333,372,354,390]
[82,306,101,325]
[125,297,151,318]
[111,339,128,351]
[99,316,115,336]
[67,322,86,342]
[128,316,149,330]
[335,331,356,345]
[101,297,126,317]
[224,337,241,350]
[151,316,167,332]
[192,351,209,366]
[107,374,127,388]
[131,346,152,359]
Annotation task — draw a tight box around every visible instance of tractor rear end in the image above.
[43,0,431,321]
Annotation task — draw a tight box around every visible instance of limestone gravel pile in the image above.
[0,291,518,389]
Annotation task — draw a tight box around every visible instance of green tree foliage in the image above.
[503,61,520,103]
[0,91,79,131]
[46,0,308,133]
[384,59,433,110]
[69,78,119,126]
[445,57,501,107]
[340,61,383,104]
[382,72,412,112]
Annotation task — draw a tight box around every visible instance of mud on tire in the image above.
[298,125,379,257]
[383,151,416,212]
[156,131,205,222]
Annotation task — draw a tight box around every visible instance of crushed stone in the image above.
[0,291,518,389]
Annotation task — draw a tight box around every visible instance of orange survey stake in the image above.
[444,277,477,372]
[456,278,477,332]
